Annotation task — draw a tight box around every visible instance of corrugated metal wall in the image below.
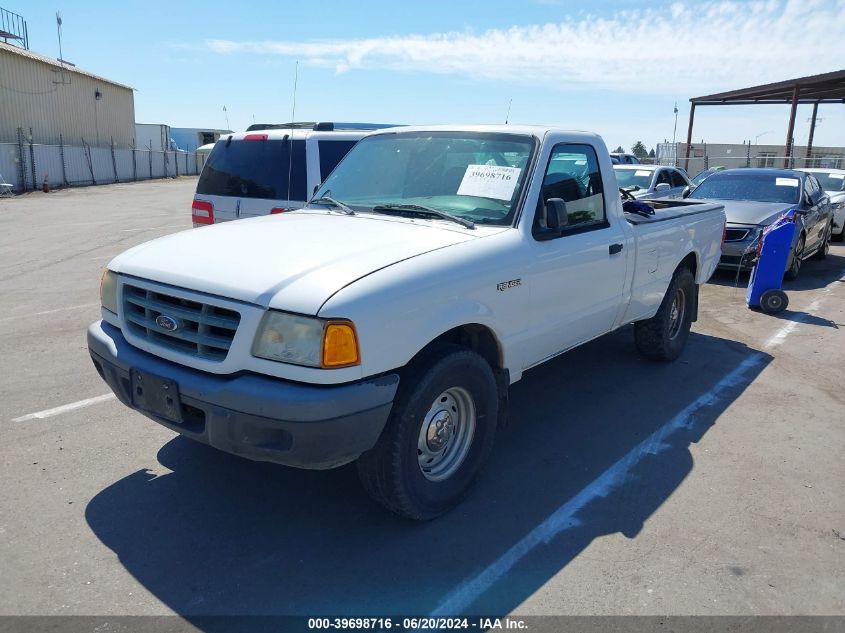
[0,47,135,147]
[0,140,205,192]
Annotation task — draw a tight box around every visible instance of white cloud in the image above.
[203,0,844,96]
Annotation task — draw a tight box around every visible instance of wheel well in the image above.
[679,251,698,278]
[415,324,502,370]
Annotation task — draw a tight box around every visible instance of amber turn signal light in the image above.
[322,321,360,368]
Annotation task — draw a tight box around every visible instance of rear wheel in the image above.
[784,233,805,281]
[356,346,498,520]
[634,267,695,361]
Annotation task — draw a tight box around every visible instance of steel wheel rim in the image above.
[668,287,686,340]
[417,387,476,482]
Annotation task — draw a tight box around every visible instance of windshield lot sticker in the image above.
[458,165,522,200]
[830,174,845,179]
[776,178,799,187]
[634,170,651,177]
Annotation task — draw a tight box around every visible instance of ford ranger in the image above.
[88,125,726,520]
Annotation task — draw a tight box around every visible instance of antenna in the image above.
[56,12,64,67]
[286,60,299,203]
[222,105,229,130]
[505,98,512,125]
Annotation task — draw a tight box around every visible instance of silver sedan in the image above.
[614,165,691,200]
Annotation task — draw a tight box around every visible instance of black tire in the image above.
[812,223,831,260]
[634,267,695,362]
[356,346,498,520]
[760,289,789,314]
[784,233,805,281]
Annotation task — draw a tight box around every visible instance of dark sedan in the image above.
[687,168,833,280]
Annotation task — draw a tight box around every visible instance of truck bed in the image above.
[624,199,725,225]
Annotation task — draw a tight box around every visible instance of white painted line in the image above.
[11,393,116,422]
[432,266,845,616]
[763,266,845,350]
[431,353,766,617]
[0,303,100,322]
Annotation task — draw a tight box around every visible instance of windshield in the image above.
[197,138,307,200]
[614,168,653,190]
[310,132,537,225]
[692,170,715,186]
[809,172,845,192]
[689,173,801,204]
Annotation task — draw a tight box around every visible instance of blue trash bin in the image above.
[746,211,796,314]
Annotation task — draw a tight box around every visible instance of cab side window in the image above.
[536,144,606,233]
[670,169,688,188]
[803,176,817,205]
[656,169,672,186]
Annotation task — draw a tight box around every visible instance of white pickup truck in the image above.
[88,125,725,520]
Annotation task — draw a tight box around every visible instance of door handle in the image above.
[609,243,624,255]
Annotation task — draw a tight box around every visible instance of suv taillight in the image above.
[192,199,214,224]
[720,222,727,248]
[270,207,295,214]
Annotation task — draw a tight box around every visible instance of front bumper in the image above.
[719,238,759,271]
[88,320,399,469]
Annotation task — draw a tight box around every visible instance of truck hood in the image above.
[692,199,796,226]
[109,211,479,314]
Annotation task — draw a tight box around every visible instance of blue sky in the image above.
[16,0,845,152]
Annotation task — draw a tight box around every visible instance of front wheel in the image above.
[812,223,832,260]
[784,233,805,281]
[634,267,695,361]
[356,347,498,520]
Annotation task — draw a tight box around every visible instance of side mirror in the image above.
[654,182,671,192]
[313,184,320,196]
[682,186,692,198]
[535,198,568,240]
[545,198,569,230]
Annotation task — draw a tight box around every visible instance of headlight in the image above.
[100,269,118,314]
[252,311,360,368]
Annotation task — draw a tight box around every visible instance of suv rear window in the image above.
[318,140,357,180]
[197,139,307,200]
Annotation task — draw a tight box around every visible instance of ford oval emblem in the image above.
[155,315,178,331]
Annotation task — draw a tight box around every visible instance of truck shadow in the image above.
[85,328,770,622]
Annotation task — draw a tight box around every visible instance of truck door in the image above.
[522,143,629,369]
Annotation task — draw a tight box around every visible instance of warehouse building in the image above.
[0,40,135,147]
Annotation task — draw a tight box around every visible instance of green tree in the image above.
[631,141,648,158]
[648,148,656,158]
[613,145,625,153]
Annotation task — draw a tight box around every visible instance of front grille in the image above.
[725,228,750,242]
[123,284,241,361]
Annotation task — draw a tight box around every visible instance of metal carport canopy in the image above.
[684,69,845,169]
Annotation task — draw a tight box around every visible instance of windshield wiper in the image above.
[309,195,355,215]
[372,203,475,229]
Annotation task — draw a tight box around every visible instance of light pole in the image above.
[672,102,679,166]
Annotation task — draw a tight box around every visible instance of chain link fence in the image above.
[0,127,207,193]
[656,142,844,176]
